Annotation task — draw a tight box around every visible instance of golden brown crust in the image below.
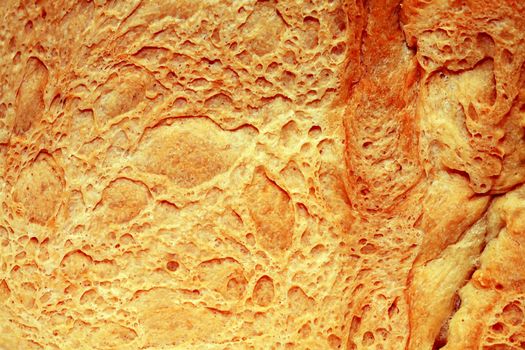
[0,0,524,349]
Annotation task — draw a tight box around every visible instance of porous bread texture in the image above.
[0,0,524,349]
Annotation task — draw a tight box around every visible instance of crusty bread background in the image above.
[0,0,524,349]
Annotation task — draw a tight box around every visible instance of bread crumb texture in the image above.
[0,0,524,349]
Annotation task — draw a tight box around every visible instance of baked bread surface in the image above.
[0,0,524,349]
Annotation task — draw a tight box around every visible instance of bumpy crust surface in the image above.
[0,0,524,349]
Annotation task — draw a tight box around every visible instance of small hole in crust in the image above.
[490,322,505,333]
[308,125,322,138]
[166,261,179,271]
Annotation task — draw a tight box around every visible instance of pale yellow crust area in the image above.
[0,0,524,349]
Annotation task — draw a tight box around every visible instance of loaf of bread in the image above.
[1,0,524,349]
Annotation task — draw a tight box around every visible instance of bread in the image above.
[0,0,524,349]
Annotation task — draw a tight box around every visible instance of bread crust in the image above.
[0,0,524,349]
